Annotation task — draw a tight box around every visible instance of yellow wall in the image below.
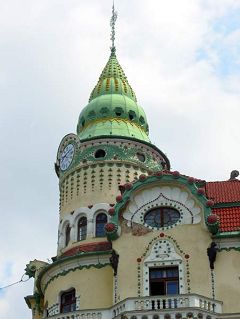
[59,162,147,215]
[113,223,212,301]
[42,221,240,313]
[215,250,240,313]
[112,222,240,313]
[44,266,113,309]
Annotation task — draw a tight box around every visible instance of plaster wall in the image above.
[215,250,240,313]
[59,162,147,214]
[112,223,240,313]
[44,266,113,309]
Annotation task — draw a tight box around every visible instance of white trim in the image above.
[123,185,202,230]
[58,203,110,252]
[143,240,185,296]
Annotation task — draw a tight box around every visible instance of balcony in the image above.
[47,294,223,319]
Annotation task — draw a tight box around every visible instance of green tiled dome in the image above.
[77,50,150,142]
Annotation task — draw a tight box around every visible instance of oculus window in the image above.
[144,207,180,228]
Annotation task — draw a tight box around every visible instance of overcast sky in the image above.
[0,0,239,318]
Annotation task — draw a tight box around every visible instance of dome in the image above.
[77,50,150,142]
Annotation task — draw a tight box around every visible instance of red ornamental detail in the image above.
[124,183,133,190]
[207,214,218,224]
[105,223,116,232]
[160,232,165,237]
[172,171,180,178]
[139,174,146,180]
[206,200,214,207]
[116,195,122,202]
[185,254,190,259]
[155,171,163,177]
[108,208,115,216]
[188,177,195,184]
[197,188,205,195]
[137,258,142,262]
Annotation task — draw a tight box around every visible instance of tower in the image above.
[25,6,240,319]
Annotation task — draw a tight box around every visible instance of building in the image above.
[24,7,240,319]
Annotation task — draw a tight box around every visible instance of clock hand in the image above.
[61,148,74,161]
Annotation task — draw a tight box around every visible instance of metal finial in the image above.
[110,1,118,53]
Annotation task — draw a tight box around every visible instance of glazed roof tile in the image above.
[205,180,240,204]
[212,207,240,232]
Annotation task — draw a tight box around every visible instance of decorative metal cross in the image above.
[110,2,118,52]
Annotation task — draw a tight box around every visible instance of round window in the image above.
[144,207,180,228]
[137,152,145,162]
[95,149,106,158]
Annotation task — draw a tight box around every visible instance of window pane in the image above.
[78,217,87,241]
[65,225,71,246]
[150,269,164,279]
[166,281,179,294]
[144,207,180,228]
[61,289,76,313]
[96,213,107,237]
[166,267,179,278]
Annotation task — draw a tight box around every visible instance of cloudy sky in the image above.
[0,0,239,318]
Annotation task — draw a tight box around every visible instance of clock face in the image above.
[60,143,75,171]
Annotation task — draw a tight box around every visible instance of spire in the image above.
[110,1,118,54]
[76,3,150,143]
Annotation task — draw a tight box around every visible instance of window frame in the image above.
[144,207,180,228]
[60,288,76,313]
[95,212,108,237]
[65,224,71,247]
[77,216,87,241]
[149,266,179,296]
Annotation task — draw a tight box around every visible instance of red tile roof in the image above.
[205,180,240,204]
[62,241,112,257]
[212,207,240,232]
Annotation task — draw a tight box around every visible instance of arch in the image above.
[95,213,108,237]
[77,216,87,241]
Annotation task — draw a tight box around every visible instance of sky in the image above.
[0,0,240,318]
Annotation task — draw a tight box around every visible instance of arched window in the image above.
[65,224,71,246]
[144,207,180,228]
[78,216,87,241]
[60,289,76,313]
[96,213,107,237]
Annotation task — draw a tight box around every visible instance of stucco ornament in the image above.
[123,185,202,230]
[143,239,185,296]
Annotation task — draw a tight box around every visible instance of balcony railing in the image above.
[47,294,223,319]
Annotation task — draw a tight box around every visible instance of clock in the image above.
[60,143,75,171]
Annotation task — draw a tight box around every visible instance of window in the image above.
[137,152,145,162]
[129,110,136,120]
[60,289,76,313]
[96,213,107,237]
[95,149,106,158]
[65,224,71,246]
[115,107,123,116]
[144,207,180,228]
[77,217,87,241]
[149,267,179,296]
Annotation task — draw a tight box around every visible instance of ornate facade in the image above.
[24,10,240,319]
